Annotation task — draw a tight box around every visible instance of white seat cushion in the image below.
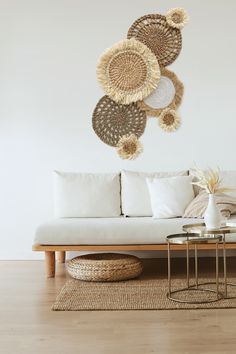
[34,216,236,245]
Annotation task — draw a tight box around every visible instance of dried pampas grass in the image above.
[191,167,233,194]
[116,134,143,160]
[96,39,160,105]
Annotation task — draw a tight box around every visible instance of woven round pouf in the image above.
[67,253,143,282]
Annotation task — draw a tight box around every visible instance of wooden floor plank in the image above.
[1,259,236,354]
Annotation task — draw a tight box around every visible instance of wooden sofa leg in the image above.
[45,251,55,278]
[57,251,66,263]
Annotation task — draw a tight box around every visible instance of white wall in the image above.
[0,0,236,259]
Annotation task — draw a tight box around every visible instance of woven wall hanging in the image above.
[117,134,143,160]
[159,108,181,132]
[138,68,184,117]
[92,95,147,147]
[127,14,182,67]
[166,8,189,29]
[96,39,160,105]
[92,8,189,159]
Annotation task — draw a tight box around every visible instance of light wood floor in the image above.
[1,259,236,354]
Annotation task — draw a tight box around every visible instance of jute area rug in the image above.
[52,273,236,311]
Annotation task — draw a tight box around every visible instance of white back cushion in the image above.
[54,171,121,217]
[146,176,194,218]
[121,170,188,216]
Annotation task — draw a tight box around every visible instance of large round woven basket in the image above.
[67,253,143,282]
[127,14,182,67]
[92,95,147,147]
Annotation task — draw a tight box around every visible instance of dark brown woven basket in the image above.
[127,14,182,67]
[92,95,147,147]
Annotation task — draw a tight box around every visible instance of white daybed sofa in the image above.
[33,170,236,277]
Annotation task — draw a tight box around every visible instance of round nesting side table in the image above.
[183,223,236,298]
[166,233,223,304]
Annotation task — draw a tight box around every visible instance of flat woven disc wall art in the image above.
[92,8,189,159]
[138,68,184,117]
[96,39,160,105]
[127,14,182,67]
[92,95,147,147]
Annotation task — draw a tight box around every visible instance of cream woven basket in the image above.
[67,253,143,282]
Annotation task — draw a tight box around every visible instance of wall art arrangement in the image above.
[92,8,189,160]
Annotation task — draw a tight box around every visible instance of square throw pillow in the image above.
[146,176,194,218]
[54,171,121,217]
[121,170,188,216]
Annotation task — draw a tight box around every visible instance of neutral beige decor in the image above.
[52,276,236,311]
[191,167,234,229]
[184,191,236,218]
[138,67,184,117]
[191,167,232,194]
[67,253,143,282]
[127,14,182,67]
[116,134,143,160]
[92,95,146,147]
[96,39,160,105]
[166,8,189,29]
[92,9,188,157]
[158,108,181,132]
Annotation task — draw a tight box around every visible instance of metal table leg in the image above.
[195,244,198,289]
[223,233,227,298]
[167,240,223,304]
[222,233,236,299]
[168,241,171,297]
[216,241,219,299]
[186,241,189,289]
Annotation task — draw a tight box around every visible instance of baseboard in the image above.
[0,251,44,260]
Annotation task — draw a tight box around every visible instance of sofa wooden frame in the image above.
[32,243,236,278]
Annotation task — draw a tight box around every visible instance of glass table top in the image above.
[182,222,236,235]
[166,233,223,245]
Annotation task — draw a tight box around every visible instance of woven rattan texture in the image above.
[92,95,147,147]
[96,39,160,105]
[67,253,143,282]
[53,276,236,311]
[109,52,147,91]
[138,67,184,117]
[127,14,182,67]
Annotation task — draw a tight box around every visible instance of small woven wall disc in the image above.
[96,39,160,105]
[92,96,147,147]
[127,14,182,67]
[144,76,175,109]
[138,67,184,117]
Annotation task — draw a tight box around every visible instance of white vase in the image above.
[204,194,221,230]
